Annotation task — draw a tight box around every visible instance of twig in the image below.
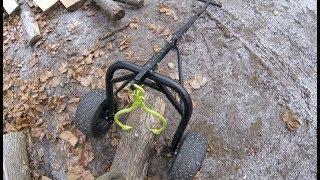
[100,22,131,41]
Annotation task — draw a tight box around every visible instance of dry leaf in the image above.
[68,20,81,32]
[50,76,61,87]
[106,42,113,51]
[148,23,164,34]
[159,3,178,20]
[84,54,94,64]
[68,98,80,104]
[148,23,158,33]
[57,103,67,113]
[168,62,175,69]
[77,76,93,87]
[31,127,45,140]
[194,171,203,179]
[153,44,161,53]
[119,36,131,51]
[169,72,179,80]
[189,75,208,89]
[40,70,53,83]
[184,80,193,94]
[67,166,94,180]
[129,17,139,29]
[67,166,83,180]
[59,61,68,74]
[282,109,301,131]
[91,66,105,78]
[60,131,78,146]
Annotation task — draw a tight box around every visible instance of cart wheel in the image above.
[75,89,117,137]
[167,132,208,180]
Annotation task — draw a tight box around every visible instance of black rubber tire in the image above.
[75,89,117,137]
[167,132,208,180]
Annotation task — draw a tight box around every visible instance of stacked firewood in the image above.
[3,0,144,45]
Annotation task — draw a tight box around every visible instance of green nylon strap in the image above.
[114,84,168,135]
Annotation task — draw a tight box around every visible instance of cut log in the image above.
[20,1,42,45]
[32,0,58,12]
[26,0,35,7]
[3,12,8,20]
[97,96,166,180]
[60,0,86,11]
[3,132,31,180]
[3,0,19,15]
[114,0,144,8]
[93,0,125,21]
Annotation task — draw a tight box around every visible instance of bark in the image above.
[3,132,31,180]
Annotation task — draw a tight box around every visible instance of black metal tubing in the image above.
[157,83,184,116]
[105,61,192,152]
[111,73,135,84]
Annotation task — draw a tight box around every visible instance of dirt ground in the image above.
[3,0,317,179]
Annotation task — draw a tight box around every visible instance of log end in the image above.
[112,9,125,21]
[29,34,42,46]
[136,0,144,7]
[61,0,86,11]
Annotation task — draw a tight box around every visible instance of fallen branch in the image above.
[99,22,130,41]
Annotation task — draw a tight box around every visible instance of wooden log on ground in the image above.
[60,0,86,11]
[33,0,58,12]
[3,132,31,180]
[93,0,125,21]
[3,0,19,15]
[26,0,35,7]
[20,1,42,45]
[97,96,166,180]
[114,0,144,8]
[3,12,8,20]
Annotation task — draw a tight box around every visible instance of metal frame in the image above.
[103,0,221,153]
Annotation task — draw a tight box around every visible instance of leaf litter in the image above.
[282,108,302,131]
